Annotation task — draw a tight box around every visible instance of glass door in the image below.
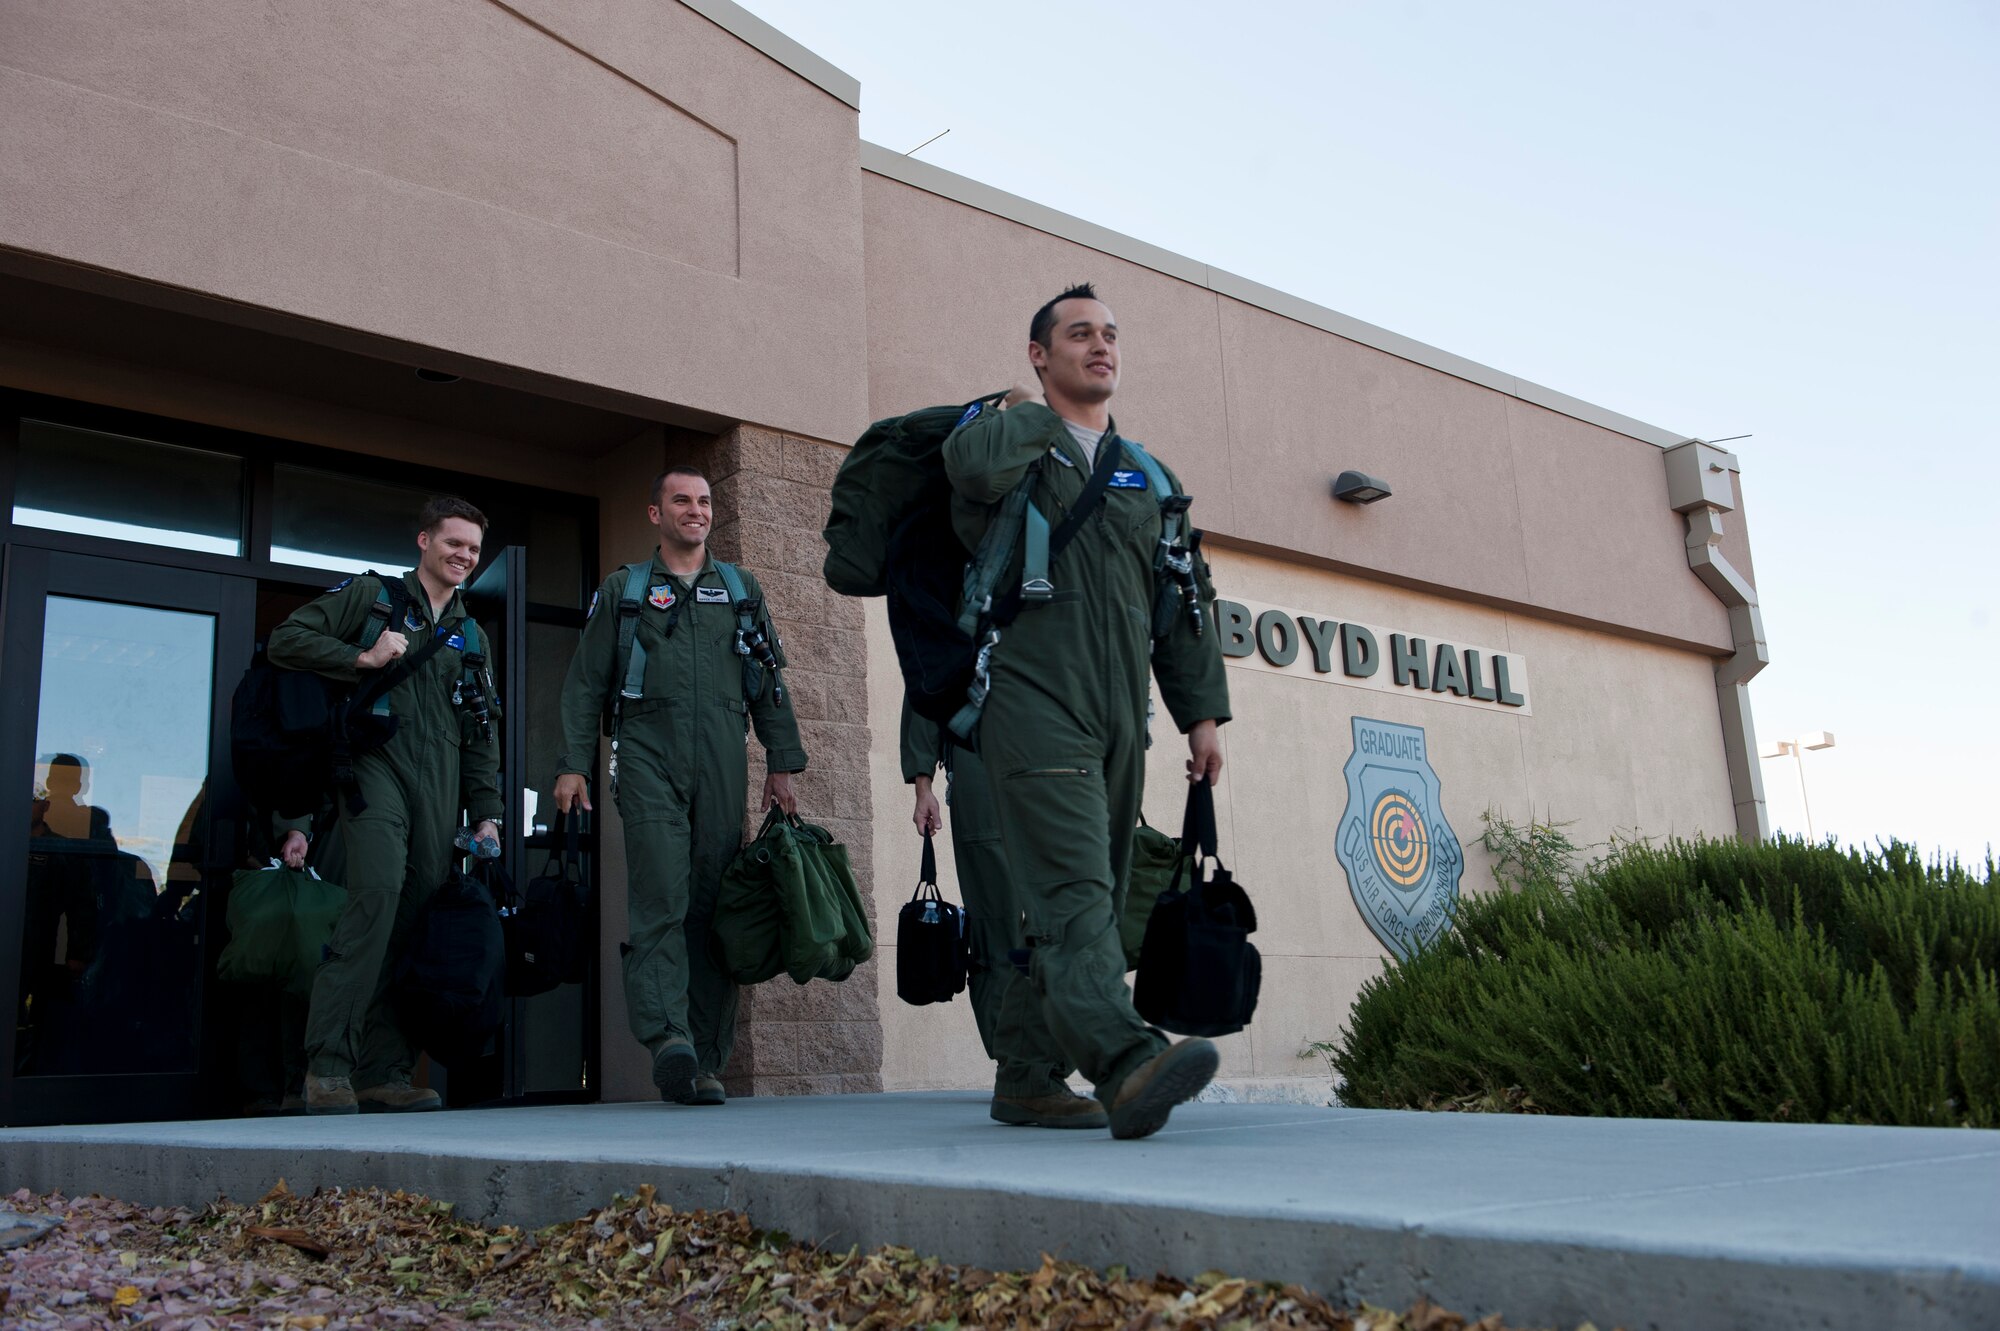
[0,549,253,1125]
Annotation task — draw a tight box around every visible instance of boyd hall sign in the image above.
[1214,598,1533,714]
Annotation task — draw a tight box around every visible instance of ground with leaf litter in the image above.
[1,1182,1605,1330]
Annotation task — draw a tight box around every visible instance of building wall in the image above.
[871,549,1738,1097]
[860,170,1754,655]
[0,0,870,439]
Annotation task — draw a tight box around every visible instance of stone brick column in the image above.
[678,424,882,1095]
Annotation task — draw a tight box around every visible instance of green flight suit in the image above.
[267,572,502,1085]
[944,401,1230,1104]
[557,553,807,1077]
[901,703,1072,1098]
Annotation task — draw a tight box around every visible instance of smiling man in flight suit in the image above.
[943,282,1231,1139]
[554,466,806,1107]
[269,495,502,1115]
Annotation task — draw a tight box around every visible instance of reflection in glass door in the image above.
[1,550,252,1125]
[20,598,215,1077]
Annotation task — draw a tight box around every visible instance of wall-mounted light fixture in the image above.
[414,367,461,384]
[1332,470,1392,504]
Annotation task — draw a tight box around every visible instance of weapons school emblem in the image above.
[1335,716,1463,961]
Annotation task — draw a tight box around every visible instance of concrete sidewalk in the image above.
[4,1095,1995,1330]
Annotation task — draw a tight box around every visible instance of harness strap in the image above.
[1124,442,1183,545]
[716,560,785,705]
[715,559,751,613]
[956,466,1042,639]
[1019,502,1052,603]
[616,562,651,701]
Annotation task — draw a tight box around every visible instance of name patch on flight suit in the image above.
[1109,469,1149,489]
[444,632,466,650]
[696,587,731,603]
[648,585,676,610]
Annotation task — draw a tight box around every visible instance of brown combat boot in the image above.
[651,1039,698,1105]
[990,1086,1109,1129]
[355,1080,442,1112]
[691,1075,727,1106]
[1106,1037,1218,1140]
[304,1073,358,1116]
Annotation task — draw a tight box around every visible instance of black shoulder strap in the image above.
[348,617,456,715]
[1047,431,1127,560]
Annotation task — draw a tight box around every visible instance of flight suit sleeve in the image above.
[459,617,504,825]
[900,700,943,783]
[555,573,623,778]
[1151,461,1233,734]
[744,571,809,774]
[943,400,1062,504]
[266,577,378,682]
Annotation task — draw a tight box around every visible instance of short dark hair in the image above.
[652,465,709,508]
[419,495,488,535]
[1030,282,1101,350]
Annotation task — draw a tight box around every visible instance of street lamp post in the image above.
[1758,731,1836,841]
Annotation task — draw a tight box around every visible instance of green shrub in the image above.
[1318,834,1999,1126]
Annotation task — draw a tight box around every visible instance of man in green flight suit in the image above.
[554,465,807,1107]
[269,496,503,1116]
[943,282,1232,1140]
[903,703,1105,1128]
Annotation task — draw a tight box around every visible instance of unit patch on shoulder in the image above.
[956,402,982,428]
[326,576,355,593]
[1109,469,1149,489]
[648,584,676,610]
[587,589,601,618]
[696,586,731,603]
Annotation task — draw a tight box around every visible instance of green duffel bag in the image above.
[714,811,874,986]
[820,391,1005,597]
[216,862,346,998]
[1121,814,1182,972]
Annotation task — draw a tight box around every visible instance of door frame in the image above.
[0,388,605,1123]
[0,546,255,1126]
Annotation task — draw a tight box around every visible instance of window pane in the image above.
[13,420,243,556]
[271,465,431,575]
[20,596,216,1077]
[527,507,585,607]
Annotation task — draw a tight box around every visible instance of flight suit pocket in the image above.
[721,695,749,736]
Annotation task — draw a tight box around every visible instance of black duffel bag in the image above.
[502,813,593,997]
[392,859,506,1067]
[896,831,968,1005]
[1132,777,1261,1038]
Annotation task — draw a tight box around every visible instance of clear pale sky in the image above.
[743,0,1997,866]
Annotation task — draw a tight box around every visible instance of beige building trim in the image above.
[860,142,1689,451]
[678,0,862,109]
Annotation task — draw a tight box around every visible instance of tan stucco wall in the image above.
[860,172,1752,656]
[0,0,869,439]
[869,548,1738,1096]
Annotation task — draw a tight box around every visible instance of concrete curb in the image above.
[4,1096,1995,1331]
